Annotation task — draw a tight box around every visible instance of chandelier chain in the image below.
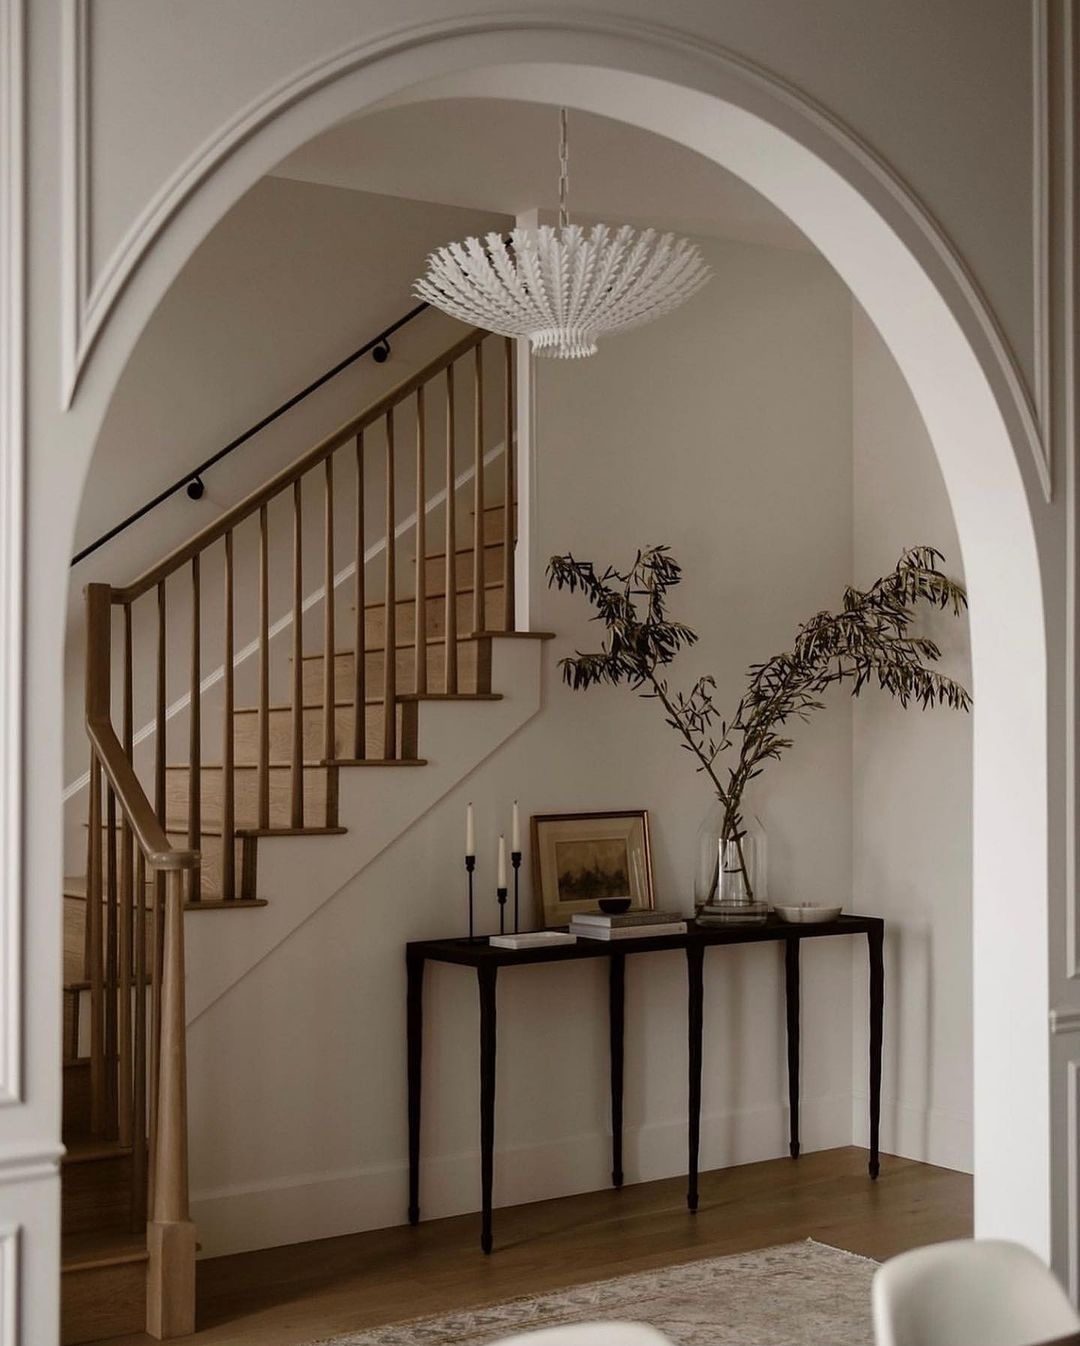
[558,107,569,229]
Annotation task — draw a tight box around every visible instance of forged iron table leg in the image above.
[478,964,498,1252]
[686,943,705,1212]
[868,925,884,1179]
[406,951,424,1225]
[610,952,626,1188]
[785,938,801,1159]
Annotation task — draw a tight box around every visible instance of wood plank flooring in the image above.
[98,1147,971,1346]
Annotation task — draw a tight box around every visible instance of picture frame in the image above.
[531,810,655,928]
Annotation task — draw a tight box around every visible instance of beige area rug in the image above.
[312,1239,877,1346]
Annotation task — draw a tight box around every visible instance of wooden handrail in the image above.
[114,327,488,604]
[86,583,198,871]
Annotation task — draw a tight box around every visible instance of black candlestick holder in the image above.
[511,851,522,932]
[497,886,508,935]
[465,855,476,939]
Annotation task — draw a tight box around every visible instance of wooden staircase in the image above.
[62,329,540,1342]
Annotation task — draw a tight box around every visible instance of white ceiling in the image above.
[272,99,808,251]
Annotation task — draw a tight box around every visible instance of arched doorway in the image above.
[58,19,1052,1265]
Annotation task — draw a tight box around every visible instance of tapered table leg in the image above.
[686,943,705,1212]
[609,953,626,1188]
[406,951,424,1225]
[784,938,801,1159]
[868,925,884,1179]
[478,964,498,1252]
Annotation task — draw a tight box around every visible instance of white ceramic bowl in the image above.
[774,903,843,924]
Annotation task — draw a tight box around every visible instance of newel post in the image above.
[146,866,196,1338]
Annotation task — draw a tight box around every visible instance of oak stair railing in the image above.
[80,325,516,1337]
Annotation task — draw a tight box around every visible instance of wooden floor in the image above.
[101,1147,971,1346]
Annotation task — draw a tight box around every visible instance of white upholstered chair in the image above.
[492,1325,673,1346]
[873,1239,1080,1346]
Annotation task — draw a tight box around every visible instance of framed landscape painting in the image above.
[532,810,654,928]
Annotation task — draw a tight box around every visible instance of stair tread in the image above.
[88,821,350,839]
[397,691,502,702]
[63,1137,133,1164]
[64,875,153,902]
[359,577,502,612]
[422,538,506,563]
[62,1229,148,1273]
[298,629,503,662]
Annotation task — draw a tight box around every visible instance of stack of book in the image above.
[570,909,687,940]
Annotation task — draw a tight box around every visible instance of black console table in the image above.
[406,914,884,1253]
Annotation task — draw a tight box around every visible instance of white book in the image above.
[571,920,688,940]
[489,931,577,950]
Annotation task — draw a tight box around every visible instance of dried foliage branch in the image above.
[547,544,971,899]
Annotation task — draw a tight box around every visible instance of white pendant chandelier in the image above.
[415,109,712,359]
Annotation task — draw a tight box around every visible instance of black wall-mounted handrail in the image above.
[71,299,430,567]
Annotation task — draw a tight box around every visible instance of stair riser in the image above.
[91,825,246,900]
[299,639,481,705]
[166,765,331,830]
[63,1059,91,1133]
[480,504,513,546]
[232,702,416,766]
[61,1258,146,1346]
[420,539,505,592]
[364,584,502,646]
[62,1153,134,1236]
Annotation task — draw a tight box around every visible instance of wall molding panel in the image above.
[0,0,25,1108]
[0,1228,18,1346]
[58,1,1049,512]
[60,0,91,409]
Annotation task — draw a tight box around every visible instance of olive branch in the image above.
[547,544,971,899]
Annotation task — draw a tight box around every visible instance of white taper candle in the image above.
[466,802,475,858]
[498,834,507,888]
[512,800,521,853]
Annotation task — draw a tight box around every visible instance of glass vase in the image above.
[695,809,769,925]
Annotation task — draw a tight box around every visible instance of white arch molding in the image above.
[60,16,1057,1263]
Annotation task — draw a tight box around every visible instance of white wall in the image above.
[850,305,974,1173]
[186,236,862,1256]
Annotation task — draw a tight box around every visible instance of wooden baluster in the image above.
[353,433,367,760]
[155,580,167,876]
[414,385,428,694]
[323,456,336,768]
[70,986,80,1063]
[221,531,235,899]
[104,784,118,1139]
[147,865,164,1217]
[87,752,105,1135]
[291,479,304,826]
[358,436,371,764]
[146,868,196,1340]
[188,556,201,903]
[503,338,516,631]
[444,365,459,693]
[383,409,398,758]
[258,504,270,829]
[132,847,148,1229]
[472,342,486,635]
[118,606,134,1144]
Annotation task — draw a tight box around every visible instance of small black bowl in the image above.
[598,897,632,915]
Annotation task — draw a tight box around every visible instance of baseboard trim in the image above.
[851,1090,972,1174]
[191,1094,853,1258]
